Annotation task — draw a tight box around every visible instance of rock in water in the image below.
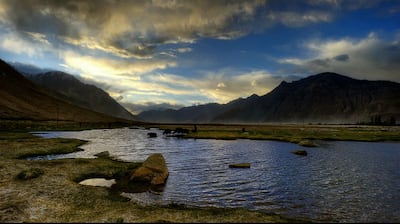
[229,163,251,168]
[147,132,157,138]
[130,153,169,187]
[292,150,308,156]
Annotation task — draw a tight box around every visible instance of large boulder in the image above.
[130,153,169,187]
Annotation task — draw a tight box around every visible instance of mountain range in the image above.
[2,57,399,125]
[0,59,129,123]
[138,72,400,124]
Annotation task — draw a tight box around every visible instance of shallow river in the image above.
[32,127,400,222]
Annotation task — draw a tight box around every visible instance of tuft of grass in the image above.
[116,217,124,223]
[16,168,44,180]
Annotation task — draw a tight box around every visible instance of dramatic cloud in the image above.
[0,0,267,59]
[333,54,350,62]
[63,51,176,78]
[279,33,400,81]
[0,30,54,56]
[0,0,343,60]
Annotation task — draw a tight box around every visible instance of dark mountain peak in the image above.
[302,72,355,83]
[272,72,359,93]
[248,93,259,99]
[0,59,33,85]
[312,72,346,78]
[43,70,72,77]
[9,61,52,75]
[37,71,81,83]
[274,73,353,90]
[275,80,289,88]
[0,59,20,77]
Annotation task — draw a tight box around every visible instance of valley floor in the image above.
[0,131,297,223]
[1,122,399,222]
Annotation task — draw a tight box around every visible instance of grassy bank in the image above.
[0,131,299,223]
[0,119,145,131]
[153,124,400,143]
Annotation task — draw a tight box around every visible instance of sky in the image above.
[0,0,399,114]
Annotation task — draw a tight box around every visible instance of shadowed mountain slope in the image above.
[25,71,136,121]
[138,72,400,124]
[0,59,129,123]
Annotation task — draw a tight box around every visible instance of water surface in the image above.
[32,127,400,222]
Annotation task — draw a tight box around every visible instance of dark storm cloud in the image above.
[334,54,350,62]
[1,0,352,59]
[0,0,268,59]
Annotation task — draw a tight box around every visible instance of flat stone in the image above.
[79,178,116,188]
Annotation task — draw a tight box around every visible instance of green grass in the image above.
[155,124,400,143]
[16,168,44,180]
[0,133,87,159]
[0,119,144,132]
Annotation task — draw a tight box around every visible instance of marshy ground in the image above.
[0,130,297,223]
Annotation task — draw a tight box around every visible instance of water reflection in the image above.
[32,128,400,222]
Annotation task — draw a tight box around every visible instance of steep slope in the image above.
[138,72,400,124]
[0,59,127,122]
[25,71,136,120]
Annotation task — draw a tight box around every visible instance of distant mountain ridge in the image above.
[0,59,128,122]
[24,71,136,121]
[138,72,400,124]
